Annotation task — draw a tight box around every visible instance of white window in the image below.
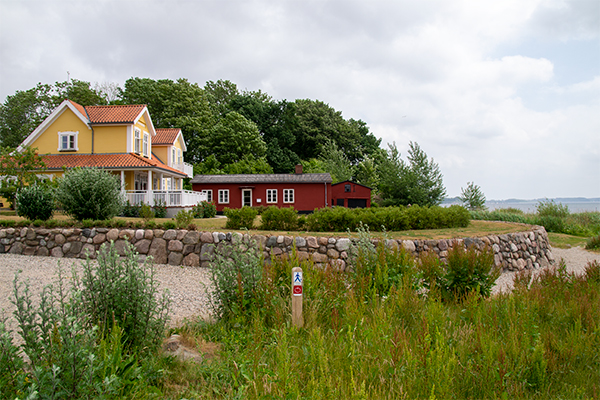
[202,189,213,203]
[283,189,294,203]
[218,189,229,204]
[177,148,182,164]
[58,131,78,151]
[172,148,176,166]
[134,129,141,154]
[143,132,149,157]
[266,189,277,203]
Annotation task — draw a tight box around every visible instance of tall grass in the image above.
[162,239,600,399]
[471,201,600,237]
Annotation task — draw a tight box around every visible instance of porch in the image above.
[124,190,207,207]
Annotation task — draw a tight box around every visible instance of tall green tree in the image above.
[0,79,106,149]
[319,140,353,184]
[459,182,487,210]
[377,142,446,207]
[209,111,267,165]
[120,78,214,163]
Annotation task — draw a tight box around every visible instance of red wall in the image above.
[192,182,332,213]
[331,181,371,208]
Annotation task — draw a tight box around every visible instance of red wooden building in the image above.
[191,166,332,213]
[331,180,372,208]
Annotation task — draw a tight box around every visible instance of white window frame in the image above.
[58,131,78,151]
[283,188,294,203]
[143,132,149,157]
[266,189,277,203]
[134,128,141,154]
[218,189,229,204]
[202,189,213,203]
[172,147,176,166]
[177,148,182,164]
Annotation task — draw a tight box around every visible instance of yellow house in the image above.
[17,99,205,209]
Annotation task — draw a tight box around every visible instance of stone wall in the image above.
[0,225,554,272]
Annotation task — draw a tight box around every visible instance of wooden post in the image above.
[291,266,303,328]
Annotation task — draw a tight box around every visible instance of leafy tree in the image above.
[319,140,353,183]
[0,146,47,209]
[204,79,240,116]
[301,158,326,173]
[459,182,487,211]
[120,78,214,163]
[209,111,267,165]
[377,142,446,207]
[354,156,381,189]
[0,80,107,148]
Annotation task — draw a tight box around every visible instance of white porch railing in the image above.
[173,162,194,177]
[124,190,207,207]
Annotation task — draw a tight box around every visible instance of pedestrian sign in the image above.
[292,271,303,297]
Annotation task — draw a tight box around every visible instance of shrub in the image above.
[153,198,167,218]
[224,206,257,230]
[586,234,600,251]
[193,201,216,219]
[122,200,141,218]
[1,255,164,398]
[57,167,124,221]
[537,199,570,218]
[161,220,177,230]
[419,244,499,301]
[260,206,299,231]
[174,209,195,228]
[15,184,54,221]
[208,238,263,321]
[139,203,155,221]
[584,260,600,283]
[74,241,171,353]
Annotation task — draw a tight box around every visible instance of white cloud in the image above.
[0,0,598,199]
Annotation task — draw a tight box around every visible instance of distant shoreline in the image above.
[442,197,600,213]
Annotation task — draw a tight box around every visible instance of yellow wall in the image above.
[94,126,127,153]
[31,109,91,154]
[152,146,168,164]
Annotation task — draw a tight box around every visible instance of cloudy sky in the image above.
[1,0,598,200]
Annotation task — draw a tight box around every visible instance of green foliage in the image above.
[75,241,171,354]
[377,142,446,207]
[139,203,155,221]
[57,167,124,220]
[192,200,217,219]
[15,184,54,221]
[173,209,195,228]
[537,199,570,218]
[318,139,353,183]
[121,200,141,218]
[172,232,600,399]
[259,206,299,230]
[224,206,258,230]
[209,111,267,165]
[586,234,600,250]
[0,146,48,208]
[153,198,167,218]
[161,220,177,230]
[1,259,165,398]
[442,245,499,301]
[208,238,263,321]
[459,181,487,211]
[305,205,469,232]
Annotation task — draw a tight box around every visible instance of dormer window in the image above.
[58,131,78,151]
[134,129,141,154]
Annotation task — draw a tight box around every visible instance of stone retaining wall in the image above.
[0,225,554,272]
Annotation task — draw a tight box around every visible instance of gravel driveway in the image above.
[1,246,599,337]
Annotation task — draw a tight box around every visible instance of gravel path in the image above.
[1,247,599,337]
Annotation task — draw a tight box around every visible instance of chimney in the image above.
[295,164,303,174]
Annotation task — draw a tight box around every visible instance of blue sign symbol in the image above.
[294,272,302,284]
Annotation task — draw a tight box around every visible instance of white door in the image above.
[242,189,252,207]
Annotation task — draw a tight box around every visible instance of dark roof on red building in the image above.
[191,173,332,184]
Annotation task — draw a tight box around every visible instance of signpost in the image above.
[292,267,303,328]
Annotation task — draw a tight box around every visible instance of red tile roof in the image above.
[154,128,181,145]
[68,100,87,117]
[84,104,147,124]
[40,153,186,176]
